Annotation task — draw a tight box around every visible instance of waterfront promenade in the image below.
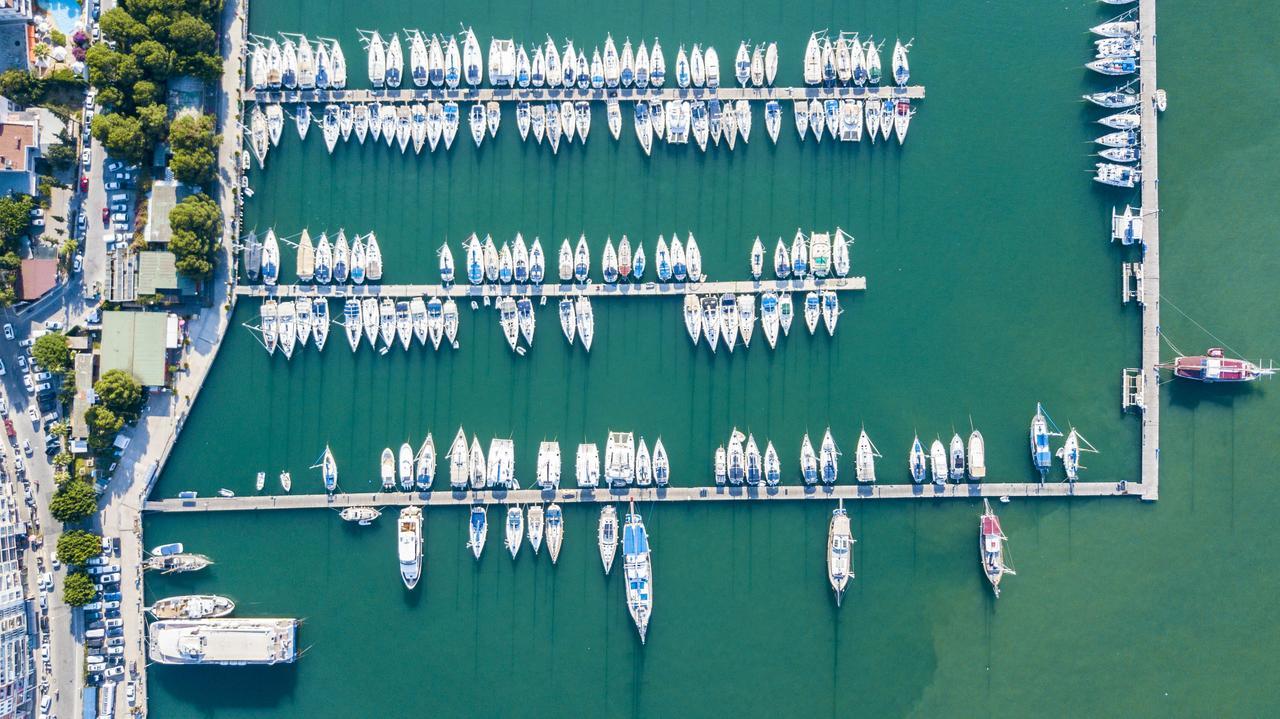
[145,480,1144,513]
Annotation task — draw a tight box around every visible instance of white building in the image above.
[0,1,32,24]
[0,483,30,718]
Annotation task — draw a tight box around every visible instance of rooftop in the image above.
[0,119,33,172]
[17,257,56,301]
[136,251,196,296]
[146,181,182,245]
[70,352,94,440]
[100,310,168,387]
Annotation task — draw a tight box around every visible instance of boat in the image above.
[498,242,513,284]
[281,39,298,89]
[828,502,854,606]
[605,431,635,487]
[1030,403,1058,480]
[488,37,515,87]
[462,27,482,86]
[516,297,535,346]
[832,229,851,277]
[255,471,265,492]
[365,233,382,281]
[527,237,544,285]
[1163,348,1276,382]
[378,297,395,347]
[546,503,564,564]
[635,437,652,486]
[652,438,670,486]
[598,505,619,574]
[398,442,414,490]
[467,506,487,560]
[380,447,396,490]
[1096,129,1139,148]
[686,234,702,282]
[855,430,879,483]
[682,295,701,345]
[968,430,986,481]
[671,236,687,281]
[332,230,349,283]
[428,34,444,86]
[398,507,422,589]
[469,103,486,147]
[260,229,280,285]
[330,39,347,88]
[602,238,618,283]
[504,505,524,559]
[343,299,360,351]
[738,294,756,348]
[622,505,654,643]
[803,32,821,85]
[727,429,745,485]
[700,295,720,353]
[765,42,778,85]
[1084,86,1139,108]
[714,446,727,485]
[360,297,378,348]
[603,34,620,87]
[909,436,927,483]
[651,39,666,87]
[744,434,762,485]
[791,229,808,277]
[537,441,561,489]
[576,443,600,487]
[527,505,545,554]
[321,103,340,152]
[650,100,665,141]
[820,429,838,484]
[980,499,1016,598]
[1094,162,1140,188]
[892,39,910,85]
[635,40,650,88]
[803,292,820,334]
[349,235,366,285]
[575,296,594,351]
[1092,20,1139,37]
[442,299,459,346]
[778,293,794,336]
[760,292,779,349]
[483,235,500,282]
[719,294,738,352]
[558,298,576,345]
[415,434,435,490]
[148,595,236,620]
[144,553,213,574]
[339,506,380,525]
[385,33,403,88]
[948,433,966,482]
[574,235,590,283]
[821,290,839,335]
[426,297,444,349]
[448,427,468,489]
[1087,58,1137,75]
[277,300,296,359]
[261,299,278,355]
[497,297,519,351]
[352,103,369,144]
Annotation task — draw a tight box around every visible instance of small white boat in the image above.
[575,296,594,352]
[398,442,414,490]
[527,505,545,554]
[968,430,987,481]
[821,290,840,335]
[380,447,396,490]
[682,294,701,346]
[855,430,880,484]
[537,441,561,490]
[467,506,487,560]
[778,293,794,336]
[598,505,619,574]
[760,292,779,349]
[448,427,468,489]
[820,429,838,484]
[504,505,524,559]
[546,503,564,564]
[576,443,600,488]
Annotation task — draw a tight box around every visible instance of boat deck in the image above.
[144,480,1145,513]
[248,85,926,104]
[235,276,866,299]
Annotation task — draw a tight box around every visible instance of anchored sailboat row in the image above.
[682,289,839,352]
[750,229,855,280]
[802,32,910,87]
[249,34,348,91]
[1084,11,1160,187]
[1029,403,1098,483]
[243,228,382,286]
[254,296,460,357]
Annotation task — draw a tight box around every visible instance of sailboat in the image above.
[410,297,428,346]
[497,297,519,351]
[635,437,652,486]
[378,297,395,347]
[1029,403,1061,481]
[682,295,701,346]
[319,445,338,493]
[415,434,435,490]
[360,297,378,348]
[559,298,576,345]
[738,294,756,348]
[909,436,927,483]
[980,499,1016,598]
[598,505,619,575]
[828,501,854,606]
[528,238,545,284]
[760,292,779,349]
[622,504,653,643]
[340,506,379,525]
[701,296,720,353]
[537,441,561,489]
[516,297,535,347]
[1056,428,1098,482]
[820,429,838,484]
[448,427,468,489]
[443,298,459,346]
[343,298,361,351]
[277,300,296,359]
[653,438,670,486]
[504,506,524,559]
[467,506,487,560]
[527,505,545,554]
[778,293,794,337]
[574,235,590,283]
[546,503,564,564]
[575,296,594,352]
[803,292,821,335]
[576,443,600,488]
[855,429,880,483]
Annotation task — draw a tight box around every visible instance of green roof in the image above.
[135,251,196,295]
[147,182,179,245]
[100,310,168,386]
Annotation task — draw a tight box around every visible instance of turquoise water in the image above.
[43,0,81,35]
[143,0,1280,716]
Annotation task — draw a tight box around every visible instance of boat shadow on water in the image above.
[153,661,301,710]
[1167,378,1263,411]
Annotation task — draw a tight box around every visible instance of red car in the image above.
[102,207,110,224]
[80,175,89,192]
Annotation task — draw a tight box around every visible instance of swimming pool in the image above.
[42,0,82,36]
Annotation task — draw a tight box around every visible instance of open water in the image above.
[143,1,1280,716]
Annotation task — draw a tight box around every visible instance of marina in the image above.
[235,276,865,299]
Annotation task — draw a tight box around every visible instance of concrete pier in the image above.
[1137,0,1160,501]
[249,84,925,105]
[145,480,1145,513]
[235,276,866,299]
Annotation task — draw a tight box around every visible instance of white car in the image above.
[13,456,22,472]
[0,359,4,376]
[43,320,63,331]
[126,681,136,705]
[98,575,121,586]
[16,356,25,370]
[35,382,51,392]
[81,149,91,169]
[86,556,107,566]
[26,406,37,422]
[104,665,125,679]
[73,254,83,273]
[22,440,31,456]
[0,397,7,414]
[34,371,51,381]
[2,323,11,340]
[106,646,124,655]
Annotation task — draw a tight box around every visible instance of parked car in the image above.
[106,160,122,172]
[73,254,83,273]
[80,175,89,191]
[15,356,24,370]
[2,323,11,340]
[34,382,50,393]
[12,457,22,472]
[104,665,125,679]
[105,181,121,191]
[81,601,102,612]
[81,149,91,169]
[83,611,102,622]
[106,636,125,647]
[0,396,7,414]
[102,591,122,602]
[86,556,108,567]
[22,439,30,456]
[98,575,121,586]
[125,681,136,706]
[103,601,121,610]
[105,627,123,638]
[106,646,124,655]
[43,320,62,331]
[103,618,123,628]
[17,338,32,348]
[101,207,109,224]
[88,564,119,575]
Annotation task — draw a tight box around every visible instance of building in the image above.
[16,257,56,301]
[0,1,32,24]
[100,310,171,387]
[136,251,197,299]
[0,483,31,718]
[69,351,95,452]
[0,115,37,196]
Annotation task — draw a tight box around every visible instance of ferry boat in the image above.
[576,443,600,488]
[828,502,854,606]
[537,441,561,489]
[979,499,1015,598]
[546,503,564,564]
[339,506,380,525]
[467,506,487,560]
[909,435,927,483]
[527,505,545,554]
[1163,348,1276,383]
[855,429,879,483]
[398,507,422,589]
[148,595,235,620]
[968,430,987,481]
[598,505,619,575]
[504,505,524,559]
[149,618,297,666]
[622,504,653,643]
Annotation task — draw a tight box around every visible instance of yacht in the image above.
[652,438,670,486]
[622,505,653,643]
[527,239,545,284]
[527,505,545,554]
[360,297,378,348]
[738,294,756,348]
[467,506,487,560]
[1092,20,1139,37]
[686,234,702,282]
[397,507,422,589]
[602,238,618,283]
[462,27,482,86]
[598,505,619,574]
[380,447,396,490]
[366,233,383,281]
[497,297,519,351]
[832,229,851,277]
[331,39,347,88]
[516,297,535,346]
[682,295,701,345]
[448,427,468,489]
[803,292,821,334]
[378,297,395,347]
[398,442,414,490]
[483,235,500,282]
[426,296,444,349]
[727,430,745,485]
[350,235,366,285]
[311,298,329,352]
[968,430,987,481]
[855,429,879,483]
[575,296,594,351]
[821,290,840,335]
[828,502,854,606]
[260,229,280,285]
[605,431,636,487]
[909,435,927,483]
[469,436,486,490]
[892,39,910,85]
[504,505,524,559]
[714,445,727,485]
[763,441,781,486]
[332,230,349,283]
[576,443,600,488]
[791,229,809,277]
[655,236,671,282]
[442,298,459,346]
[744,434,762,485]
[428,34,444,86]
[700,295,720,353]
[537,441,561,489]
[820,429,838,484]
[415,434,435,490]
[546,503,564,564]
[719,294,738,352]
[277,300,296,359]
[148,594,237,620]
[634,437,652,486]
[651,39,666,87]
[439,243,455,284]
[980,499,1016,598]
[778,293,794,336]
[559,298,577,345]
[800,433,818,485]
[760,292,780,349]
[670,236,686,281]
[793,100,809,141]
[385,33,403,88]
[469,103,486,147]
[445,35,461,89]
[930,438,947,485]
[342,298,361,351]
[442,101,459,149]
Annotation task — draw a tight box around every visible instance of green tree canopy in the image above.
[0,69,42,105]
[99,7,151,48]
[56,529,104,566]
[0,195,33,252]
[50,480,99,523]
[169,113,218,186]
[32,332,71,373]
[86,405,125,452]
[91,112,148,165]
[136,101,169,141]
[167,14,216,55]
[63,571,97,606]
[95,369,147,421]
[169,193,221,278]
[132,39,174,79]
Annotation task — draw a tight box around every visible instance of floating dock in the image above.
[248,85,926,105]
[234,276,866,299]
[1137,0,1160,501]
[145,481,1146,513]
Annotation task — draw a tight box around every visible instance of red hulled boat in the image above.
[1166,348,1275,383]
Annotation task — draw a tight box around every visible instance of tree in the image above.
[32,332,71,373]
[50,479,99,523]
[56,530,103,566]
[169,193,220,278]
[0,195,33,250]
[63,571,97,606]
[131,40,174,79]
[131,79,160,106]
[175,52,222,82]
[99,7,151,48]
[0,70,41,105]
[95,369,147,420]
[136,102,168,142]
[166,15,215,56]
[169,113,217,186]
[45,142,77,170]
[91,112,148,165]
[86,405,125,452]
[50,421,72,439]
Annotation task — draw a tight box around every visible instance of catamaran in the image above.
[980,499,1015,598]
[537,441,561,489]
[598,505,619,575]
[622,504,653,643]
[576,443,600,488]
[398,507,422,589]
[828,501,854,606]
[605,431,636,487]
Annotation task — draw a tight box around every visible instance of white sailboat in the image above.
[598,505,619,574]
